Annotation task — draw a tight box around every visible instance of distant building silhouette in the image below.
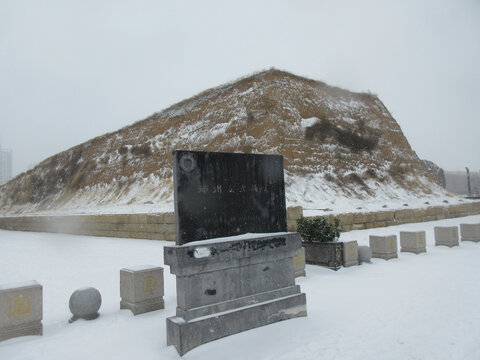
[445,170,480,196]
[0,145,12,185]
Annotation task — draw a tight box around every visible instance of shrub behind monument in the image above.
[296,216,343,269]
[296,217,340,243]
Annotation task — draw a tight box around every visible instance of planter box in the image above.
[293,247,306,277]
[303,242,343,270]
[342,241,359,267]
[400,231,427,254]
[369,235,398,260]
[460,223,480,242]
[434,226,459,247]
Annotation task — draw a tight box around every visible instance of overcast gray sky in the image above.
[1,0,479,177]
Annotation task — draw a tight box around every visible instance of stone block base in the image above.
[0,321,42,342]
[401,248,426,254]
[400,231,427,254]
[371,252,398,260]
[435,242,459,248]
[462,238,480,243]
[167,291,306,356]
[369,235,398,261]
[120,265,164,316]
[434,227,459,247]
[164,232,306,356]
[120,297,165,316]
[460,223,480,242]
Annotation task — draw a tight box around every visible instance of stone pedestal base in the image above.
[400,231,427,254]
[0,321,42,342]
[460,223,480,242]
[369,235,398,260]
[167,288,306,356]
[120,297,165,316]
[434,226,459,247]
[164,232,307,356]
[401,247,426,254]
[372,252,398,260]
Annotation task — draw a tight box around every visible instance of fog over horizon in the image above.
[1,0,479,178]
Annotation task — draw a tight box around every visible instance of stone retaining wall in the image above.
[0,213,176,241]
[309,202,480,232]
[0,203,479,241]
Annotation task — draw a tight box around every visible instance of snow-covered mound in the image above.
[0,69,452,215]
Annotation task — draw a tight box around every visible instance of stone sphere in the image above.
[358,246,372,264]
[69,287,102,322]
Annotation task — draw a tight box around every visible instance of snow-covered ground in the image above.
[1,215,480,360]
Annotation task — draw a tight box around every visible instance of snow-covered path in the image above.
[1,215,479,359]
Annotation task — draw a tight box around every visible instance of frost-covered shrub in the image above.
[304,119,332,141]
[335,127,378,153]
[118,145,129,155]
[304,119,380,153]
[296,216,341,243]
[131,143,152,157]
[324,173,335,182]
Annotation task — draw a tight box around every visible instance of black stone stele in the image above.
[173,150,287,245]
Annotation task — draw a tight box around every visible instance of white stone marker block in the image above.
[460,223,480,242]
[342,241,359,267]
[0,281,42,342]
[369,235,398,260]
[400,231,427,254]
[434,226,459,247]
[294,247,306,277]
[120,265,164,315]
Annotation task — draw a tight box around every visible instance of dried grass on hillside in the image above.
[0,69,438,214]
